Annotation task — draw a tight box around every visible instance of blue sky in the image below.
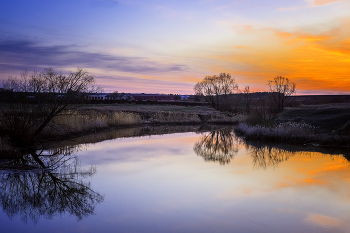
[1,0,350,94]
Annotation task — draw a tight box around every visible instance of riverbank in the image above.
[0,103,244,150]
[1,103,350,150]
[38,104,245,139]
[235,103,350,147]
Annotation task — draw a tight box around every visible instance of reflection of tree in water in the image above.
[194,130,239,165]
[247,145,297,169]
[0,146,103,223]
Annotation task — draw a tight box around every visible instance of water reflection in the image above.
[194,130,239,165]
[1,128,350,232]
[0,146,103,224]
[247,145,297,169]
[194,129,350,168]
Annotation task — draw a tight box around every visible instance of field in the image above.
[276,103,350,133]
[235,103,350,147]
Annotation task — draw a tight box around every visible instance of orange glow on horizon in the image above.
[207,18,350,94]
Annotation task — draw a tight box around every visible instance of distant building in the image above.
[84,93,175,101]
[85,93,108,100]
[132,94,175,101]
[180,95,190,100]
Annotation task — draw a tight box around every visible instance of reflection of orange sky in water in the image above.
[105,134,350,201]
[274,153,350,192]
[86,132,350,230]
[226,150,350,195]
[95,134,350,196]
[224,150,350,230]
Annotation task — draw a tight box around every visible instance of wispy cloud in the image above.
[305,213,339,227]
[278,0,341,11]
[98,74,195,93]
[0,40,188,76]
[312,0,339,5]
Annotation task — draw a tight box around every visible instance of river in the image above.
[1,127,350,233]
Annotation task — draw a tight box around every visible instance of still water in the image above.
[1,128,350,233]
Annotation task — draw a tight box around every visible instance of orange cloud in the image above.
[295,35,331,42]
[313,0,339,5]
[305,213,339,227]
[274,30,293,39]
[272,29,331,42]
[234,45,248,49]
[209,19,350,93]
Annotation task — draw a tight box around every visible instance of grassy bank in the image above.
[275,103,350,133]
[2,102,349,148]
[235,103,350,147]
[235,122,349,146]
[0,103,245,150]
[36,104,244,139]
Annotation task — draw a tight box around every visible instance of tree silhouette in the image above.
[0,68,101,148]
[194,130,239,165]
[0,147,103,224]
[267,76,296,113]
[194,73,238,111]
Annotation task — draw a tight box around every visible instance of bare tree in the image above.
[0,68,100,148]
[243,86,251,114]
[267,76,296,113]
[194,73,238,111]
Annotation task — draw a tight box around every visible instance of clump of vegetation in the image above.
[235,122,317,142]
[50,110,142,135]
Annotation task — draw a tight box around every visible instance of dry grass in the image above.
[235,122,350,146]
[276,104,350,132]
[46,109,142,136]
[235,122,317,142]
[78,104,245,125]
[206,114,246,124]
[0,103,247,142]
[81,104,217,114]
[144,111,201,124]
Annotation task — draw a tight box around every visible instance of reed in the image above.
[206,113,246,124]
[1,103,247,144]
[145,111,201,124]
[46,110,142,136]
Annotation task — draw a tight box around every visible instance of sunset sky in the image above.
[1,0,349,94]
